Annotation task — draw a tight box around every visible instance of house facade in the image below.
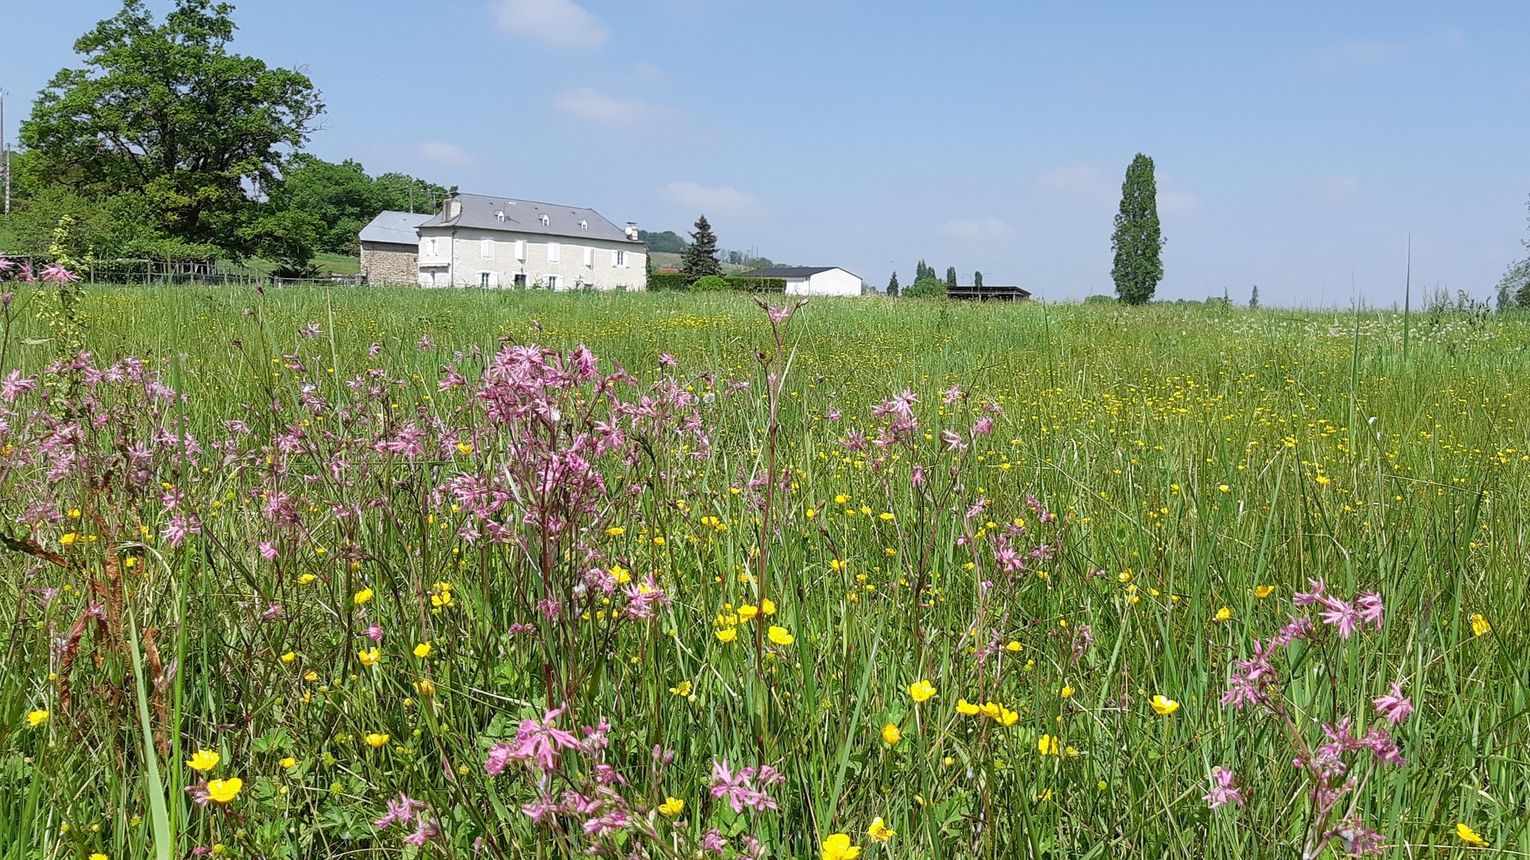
[750,266,863,297]
[416,193,647,290]
[359,211,431,284]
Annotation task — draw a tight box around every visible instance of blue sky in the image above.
[4,1,1529,305]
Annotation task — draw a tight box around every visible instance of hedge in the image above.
[647,272,690,292]
[723,277,787,293]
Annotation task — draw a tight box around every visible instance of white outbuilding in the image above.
[751,266,864,297]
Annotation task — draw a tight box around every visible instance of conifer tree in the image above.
[974,271,983,288]
[946,266,958,288]
[681,214,722,282]
[887,271,900,297]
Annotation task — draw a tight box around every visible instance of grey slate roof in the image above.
[418,193,642,244]
[358,210,431,247]
[748,266,841,279]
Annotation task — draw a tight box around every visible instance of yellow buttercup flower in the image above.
[90,854,108,860]
[955,698,980,716]
[279,756,297,769]
[761,598,777,615]
[658,797,685,817]
[881,722,901,745]
[413,642,432,658]
[1150,695,1180,716]
[296,573,316,585]
[820,833,861,860]
[27,709,49,728]
[187,750,220,772]
[60,533,78,546]
[206,777,242,804]
[364,733,390,748]
[908,680,936,703]
[1060,685,1075,699]
[867,816,896,842]
[1037,734,1060,756]
[670,681,693,698]
[1254,585,1275,599]
[715,627,738,643]
[353,587,374,606]
[738,604,759,621]
[767,625,794,646]
[1214,606,1232,622]
[358,648,381,667]
[1456,822,1487,847]
[1470,614,1491,636]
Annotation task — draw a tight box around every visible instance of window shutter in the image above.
[584,247,594,267]
[548,242,560,264]
[480,238,493,259]
[515,240,527,262]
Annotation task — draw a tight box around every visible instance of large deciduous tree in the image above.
[681,214,722,282]
[20,0,324,257]
[1110,153,1165,305]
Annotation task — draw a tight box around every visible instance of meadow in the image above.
[0,282,1526,859]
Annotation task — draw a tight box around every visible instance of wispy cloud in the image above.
[418,140,475,168]
[1306,28,1465,71]
[663,181,758,215]
[936,218,1013,239]
[491,0,610,48]
[554,87,668,125]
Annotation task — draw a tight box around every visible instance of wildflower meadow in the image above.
[1,272,1526,859]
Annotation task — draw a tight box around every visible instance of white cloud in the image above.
[662,181,758,215]
[554,88,664,125]
[491,0,610,48]
[1038,162,1110,198]
[936,218,1014,239]
[1304,176,1361,206]
[418,140,475,168]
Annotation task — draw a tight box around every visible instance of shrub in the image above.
[691,275,730,292]
[903,276,946,299]
[647,272,689,292]
[724,277,787,293]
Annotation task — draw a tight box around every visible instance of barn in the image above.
[359,211,432,285]
[749,266,864,297]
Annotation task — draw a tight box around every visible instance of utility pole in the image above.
[1,89,10,215]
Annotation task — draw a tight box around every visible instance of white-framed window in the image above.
[515,240,527,262]
[547,274,560,290]
[480,238,494,259]
[614,250,627,268]
[547,242,560,264]
[583,246,594,267]
[479,272,491,288]
[425,237,438,256]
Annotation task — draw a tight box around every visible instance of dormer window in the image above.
[540,214,550,226]
[579,219,588,231]
[496,210,505,222]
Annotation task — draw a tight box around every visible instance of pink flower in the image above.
[701,829,728,855]
[708,758,781,813]
[39,264,79,284]
[1203,767,1245,809]
[1371,682,1413,726]
[373,793,424,829]
[485,707,581,774]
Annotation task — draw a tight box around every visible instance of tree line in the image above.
[2,0,444,276]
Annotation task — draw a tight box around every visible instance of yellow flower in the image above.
[1214,606,1232,622]
[1150,695,1180,716]
[761,598,777,616]
[1060,685,1075,699]
[867,816,896,842]
[955,698,980,716]
[1254,585,1275,599]
[670,681,693,698]
[90,854,108,860]
[206,777,243,804]
[715,627,738,643]
[1456,822,1487,847]
[364,733,390,748]
[1037,734,1060,756]
[606,526,625,536]
[767,626,794,646]
[1217,484,1231,493]
[738,604,759,621]
[996,706,1019,727]
[1470,614,1491,636]
[279,756,297,769]
[609,564,631,585]
[1005,640,1023,652]
[820,833,861,860]
[455,442,473,455]
[187,750,220,772]
[658,797,685,817]
[27,709,49,728]
[296,573,316,585]
[413,642,432,658]
[908,680,936,703]
[358,648,381,667]
[414,678,435,697]
[60,533,78,546]
[881,722,901,745]
[353,587,374,606]
[280,651,296,664]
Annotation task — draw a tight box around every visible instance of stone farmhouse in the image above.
[414,193,647,290]
[358,211,432,284]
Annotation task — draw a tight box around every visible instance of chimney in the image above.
[446,194,461,221]
[624,221,639,241]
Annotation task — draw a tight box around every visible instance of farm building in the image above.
[415,193,647,291]
[359,211,432,284]
[946,284,1032,301]
[747,266,863,297]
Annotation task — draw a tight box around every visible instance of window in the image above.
[614,250,627,268]
[425,237,438,256]
[515,240,527,262]
[547,242,560,264]
[480,238,494,259]
[479,272,491,288]
[513,273,527,289]
[546,274,560,290]
[583,246,594,267]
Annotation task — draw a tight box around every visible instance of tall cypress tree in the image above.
[973,271,984,287]
[1110,153,1165,305]
[887,271,900,297]
[681,214,722,282]
[1249,284,1259,309]
[945,266,958,288]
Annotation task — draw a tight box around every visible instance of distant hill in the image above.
[640,228,781,274]
[638,230,688,254]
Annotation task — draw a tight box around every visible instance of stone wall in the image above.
[360,244,419,285]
